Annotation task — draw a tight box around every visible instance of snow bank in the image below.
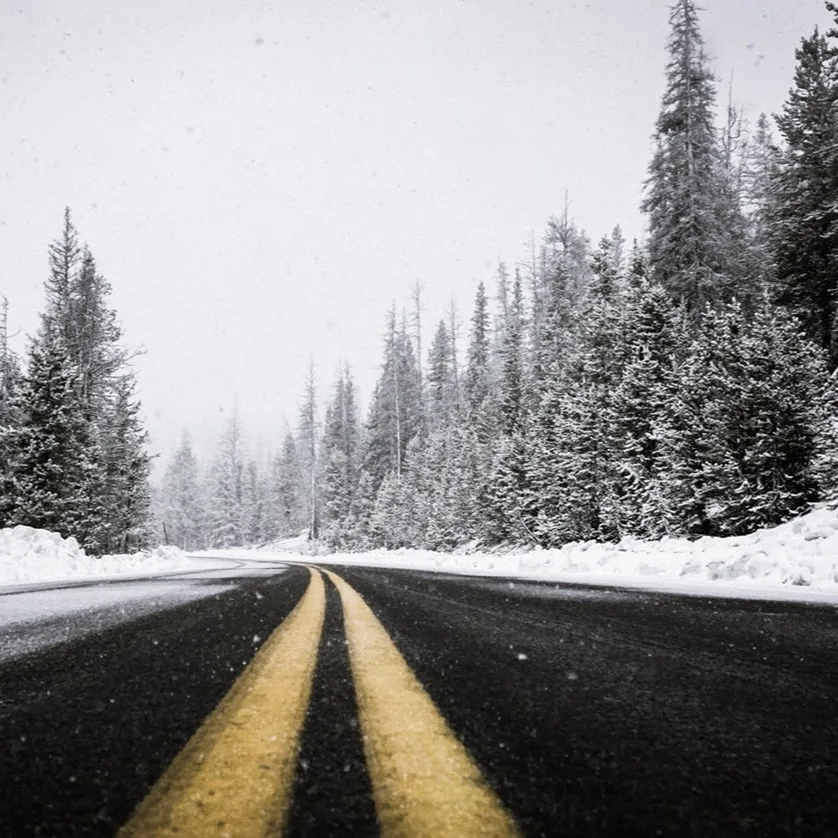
[0,526,208,587]
[249,506,838,599]
[6,505,838,600]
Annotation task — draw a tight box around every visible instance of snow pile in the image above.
[0,526,201,587]
[545,506,838,587]
[274,505,838,595]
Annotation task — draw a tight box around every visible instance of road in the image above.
[1,561,837,836]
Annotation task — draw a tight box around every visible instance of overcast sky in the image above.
[0,0,833,469]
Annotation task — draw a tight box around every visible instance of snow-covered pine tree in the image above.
[498,270,526,436]
[526,236,625,546]
[97,374,152,552]
[426,319,459,430]
[361,308,423,494]
[240,459,267,545]
[463,282,491,425]
[740,113,780,285]
[529,220,590,390]
[8,328,104,549]
[320,365,362,548]
[605,280,682,538]
[481,270,533,543]
[34,209,151,549]
[642,0,745,312]
[769,28,838,361]
[0,297,23,527]
[367,470,413,549]
[160,431,204,549]
[661,299,836,536]
[263,432,307,540]
[385,426,480,550]
[207,412,245,547]
[298,363,321,540]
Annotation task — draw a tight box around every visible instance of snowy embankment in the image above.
[0,526,215,588]
[246,506,838,602]
[4,506,838,601]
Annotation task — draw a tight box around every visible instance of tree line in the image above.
[6,0,838,556]
[158,1,838,552]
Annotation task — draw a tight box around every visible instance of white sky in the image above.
[0,0,833,470]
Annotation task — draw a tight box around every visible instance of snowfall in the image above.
[3,505,838,603]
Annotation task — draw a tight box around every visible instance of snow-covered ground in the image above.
[3,506,838,604]
[0,526,225,590]
[230,506,838,604]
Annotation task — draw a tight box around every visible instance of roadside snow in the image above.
[231,506,838,603]
[5,505,838,603]
[0,525,222,588]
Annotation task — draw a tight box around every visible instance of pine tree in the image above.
[240,459,266,545]
[321,366,362,547]
[741,113,780,282]
[20,209,152,549]
[498,270,526,435]
[361,308,423,493]
[264,433,307,539]
[298,364,320,540]
[8,330,102,548]
[642,0,744,311]
[463,282,491,423]
[530,218,590,388]
[97,375,152,552]
[207,412,245,547]
[769,28,838,360]
[160,431,203,549]
[426,319,458,429]
[661,300,835,536]
[526,240,627,546]
[606,281,682,538]
[0,297,23,527]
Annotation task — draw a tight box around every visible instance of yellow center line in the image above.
[327,570,521,838]
[118,567,326,838]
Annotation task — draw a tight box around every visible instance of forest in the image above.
[3,0,838,555]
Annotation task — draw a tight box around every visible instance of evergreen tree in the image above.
[769,28,838,360]
[298,364,321,540]
[240,459,266,545]
[97,375,152,552]
[362,308,423,493]
[0,297,23,527]
[530,218,590,388]
[321,366,362,547]
[426,319,458,429]
[463,282,491,422]
[662,300,836,536]
[207,412,245,547]
[264,432,307,539]
[605,281,682,538]
[160,431,203,549]
[18,209,152,549]
[8,330,103,549]
[498,270,526,435]
[741,113,780,282]
[642,0,744,311]
[526,238,627,546]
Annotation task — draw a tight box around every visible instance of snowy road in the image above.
[1,563,837,836]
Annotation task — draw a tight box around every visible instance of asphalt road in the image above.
[1,562,837,836]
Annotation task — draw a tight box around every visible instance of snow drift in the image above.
[251,505,838,596]
[0,526,199,587]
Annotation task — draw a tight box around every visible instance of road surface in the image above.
[1,560,836,836]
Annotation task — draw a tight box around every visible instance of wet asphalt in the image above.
[1,563,837,837]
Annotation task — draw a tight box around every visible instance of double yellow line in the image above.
[119,568,519,837]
